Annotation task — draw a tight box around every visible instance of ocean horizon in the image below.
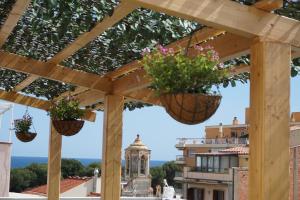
[11,156,167,169]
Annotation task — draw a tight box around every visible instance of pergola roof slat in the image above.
[0,0,31,47]
[0,51,112,93]
[254,0,283,11]
[132,0,300,47]
[0,89,96,122]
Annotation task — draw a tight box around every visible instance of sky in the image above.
[1,76,300,161]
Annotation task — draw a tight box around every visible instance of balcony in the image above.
[175,137,248,149]
[175,155,186,164]
[174,171,184,182]
[183,167,233,183]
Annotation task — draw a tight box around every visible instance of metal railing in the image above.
[175,155,185,161]
[176,137,248,145]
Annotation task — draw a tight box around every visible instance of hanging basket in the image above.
[52,120,84,136]
[160,93,221,125]
[15,132,37,142]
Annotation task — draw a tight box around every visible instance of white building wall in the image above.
[61,178,101,197]
[0,142,12,197]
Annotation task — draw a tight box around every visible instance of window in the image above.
[214,156,220,172]
[195,188,205,200]
[196,156,202,169]
[189,149,196,157]
[208,156,214,172]
[230,156,238,168]
[213,190,224,200]
[202,156,207,171]
[231,131,237,137]
[140,155,146,175]
[220,156,229,172]
[126,156,130,175]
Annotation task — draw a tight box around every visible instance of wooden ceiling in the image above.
[0,0,299,122]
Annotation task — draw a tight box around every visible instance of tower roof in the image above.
[126,134,149,151]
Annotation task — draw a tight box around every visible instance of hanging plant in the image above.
[14,112,37,142]
[49,97,85,136]
[141,44,228,125]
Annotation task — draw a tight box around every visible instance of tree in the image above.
[162,161,181,187]
[10,168,37,192]
[25,163,47,187]
[150,166,166,190]
[61,159,85,178]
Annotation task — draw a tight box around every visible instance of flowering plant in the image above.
[49,97,84,120]
[141,45,228,95]
[15,114,33,133]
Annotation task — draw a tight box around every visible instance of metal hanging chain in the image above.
[24,106,37,133]
[184,26,202,56]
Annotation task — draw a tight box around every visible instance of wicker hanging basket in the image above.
[52,120,84,136]
[15,132,37,142]
[160,93,221,125]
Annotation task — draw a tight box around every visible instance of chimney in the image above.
[219,123,223,138]
[93,168,99,192]
[233,117,239,125]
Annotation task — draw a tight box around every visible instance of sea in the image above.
[11,156,166,169]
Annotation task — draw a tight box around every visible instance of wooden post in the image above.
[249,40,291,200]
[47,122,62,200]
[101,95,124,200]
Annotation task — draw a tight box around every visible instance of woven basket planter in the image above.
[15,132,37,142]
[160,93,221,125]
[52,120,84,136]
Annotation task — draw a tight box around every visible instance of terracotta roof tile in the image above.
[23,177,91,196]
[220,146,249,155]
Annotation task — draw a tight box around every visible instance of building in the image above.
[122,134,152,197]
[175,109,300,200]
[23,175,101,197]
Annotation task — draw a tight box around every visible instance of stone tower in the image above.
[123,134,151,196]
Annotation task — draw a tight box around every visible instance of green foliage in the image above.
[150,166,166,189]
[25,163,48,187]
[10,168,37,192]
[10,159,101,192]
[61,159,85,178]
[142,45,228,95]
[49,98,84,120]
[14,114,33,133]
[161,161,181,187]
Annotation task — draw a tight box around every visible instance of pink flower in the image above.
[141,47,151,56]
[195,45,204,51]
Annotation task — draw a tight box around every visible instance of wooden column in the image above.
[47,122,62,200]
[101,95,124,200]
[249,40,291,200]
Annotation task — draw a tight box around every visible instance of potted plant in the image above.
[14,113,37,142]
[49,97,85,136]
[141,45,228,124]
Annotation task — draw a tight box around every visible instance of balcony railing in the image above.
[176,155,185,161]
[176,137,248,146]
[175,171,183,177]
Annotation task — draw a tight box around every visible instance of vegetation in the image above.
[14,114,33,133]
[150,161,181,190]
[49,98,84,120]
[142,45,228,95]
[10,159,101,193]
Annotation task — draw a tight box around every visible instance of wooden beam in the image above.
[101,95,124,200]
[254,0,283,11]
[106,27,225,80]
[54,87,89,101]
[126,88,161,105]
[0,89,96,122]
[132,0,300,47]
[76,90,105,107]
[47,122,62,200]
[0,0,31,47]
[13,75,38,91]
[249,40,290,200]
[0,51,112,93]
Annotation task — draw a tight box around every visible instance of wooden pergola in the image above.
[0,0,300,200]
